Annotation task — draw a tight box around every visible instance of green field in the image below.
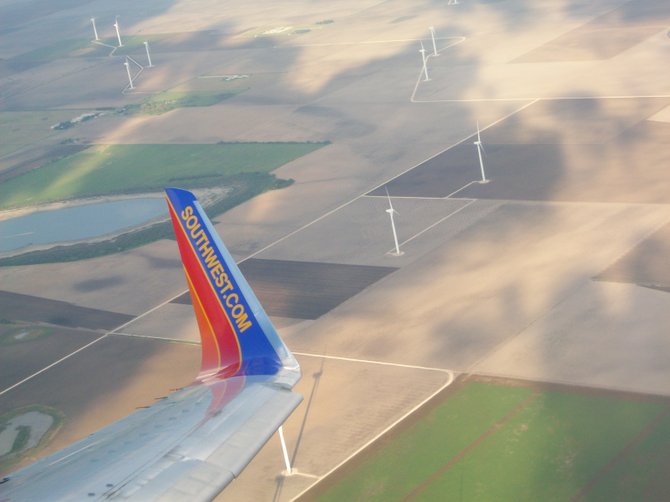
[134,90,237,115]
[0,111,82,158]
[11,38,104,62]
[305,379,670,502]
[0,142,324,210]
[128,77,250,115]
[12,35,171,62]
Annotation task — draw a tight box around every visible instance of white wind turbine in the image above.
[429,26,439,57]
[114,16,123,47]
[385,187,402,256]
[144,41,153,67]
[123,57,134,89]
[90,17,99,41]
[419,41,430,82]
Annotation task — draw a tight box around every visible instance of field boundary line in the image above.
[293,351,452,374]
[413,94,670,104]
[365,194,447,200]
[410,38,467,103]
[385,199,476,255]
[284,36,466,49]
[285,470,320,480]
[365,98,540,198]
[468,369,670,398]
[0,334,108,397]
[289,365,455,501]
[445,180,477,199]
[110,291,188,334]
[110,331,200,345]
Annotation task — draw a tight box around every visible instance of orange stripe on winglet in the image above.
[184,268,221,372]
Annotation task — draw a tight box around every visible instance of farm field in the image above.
[0,142,325,209]
[3,1,670,500]
[133,76,251,115]
[0,111,82,158]
[11,35,174,63]
[305,378,670,502]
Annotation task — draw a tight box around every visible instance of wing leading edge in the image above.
[0,189,302,501]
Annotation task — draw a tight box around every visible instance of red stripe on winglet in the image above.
[167,201,241,378]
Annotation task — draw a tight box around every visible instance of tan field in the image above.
[2,0,670,499]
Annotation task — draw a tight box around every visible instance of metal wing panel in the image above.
[0,376,302,501]
[151,388,302,501]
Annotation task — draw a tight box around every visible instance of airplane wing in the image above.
[0,188,302,501]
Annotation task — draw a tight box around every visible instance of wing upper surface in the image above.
[1,376,301,501]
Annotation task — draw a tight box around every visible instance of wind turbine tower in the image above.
[278,426,292,475]
[114,17,123,47]
[124,58,134,89]
[474,122,489,183]
[144,41,153,67]
[385,188,403,256]
[90,17,99,41]
[429,26,439,56]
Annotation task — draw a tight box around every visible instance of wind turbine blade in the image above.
[385,186,394,210]
[476,121,486,155]
[385,187,398,215]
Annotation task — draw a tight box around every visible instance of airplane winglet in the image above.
[165,188,298,381]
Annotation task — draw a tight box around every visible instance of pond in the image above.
[0,197,167,253]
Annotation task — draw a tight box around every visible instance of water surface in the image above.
[0,198,167,253]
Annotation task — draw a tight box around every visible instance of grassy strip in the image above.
[0,172,290,266]
[12,35,169,62]
[132,90,242,115]
[0,142,325,210]
[306,381,667,502]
